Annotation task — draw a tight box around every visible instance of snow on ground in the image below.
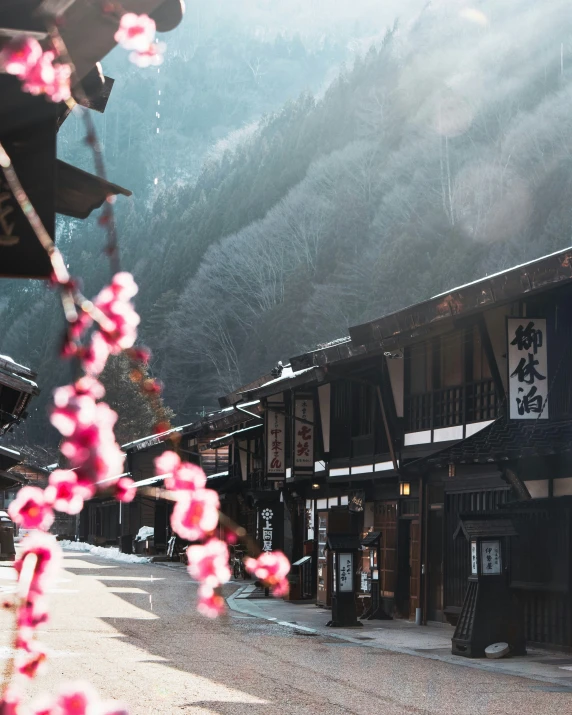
[59,541,151,564]
[135,526,154,542]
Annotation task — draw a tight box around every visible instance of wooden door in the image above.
[374,502,397,598]
[409,520,420,621]
[317,511,329,606]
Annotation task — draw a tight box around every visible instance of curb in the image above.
[226,587,572,690]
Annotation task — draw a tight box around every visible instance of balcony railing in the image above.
[405,378,498,433]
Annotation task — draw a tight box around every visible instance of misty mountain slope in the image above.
[159,0,572,415]
[0,5,360,448]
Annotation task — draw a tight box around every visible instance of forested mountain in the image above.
[2,0,572,447]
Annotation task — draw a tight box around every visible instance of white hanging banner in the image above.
[266,407,285,474]
[507,318,548,420]
[294,396,314,470]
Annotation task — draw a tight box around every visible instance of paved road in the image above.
[1,553,570,714]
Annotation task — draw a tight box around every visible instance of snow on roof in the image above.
[209,424,262,447]
[207,470,229,480]
[253,365,316,391]
[132,473,166,488]
[122,422,194,451]
[430,246,572,301]
[0,445,21,458]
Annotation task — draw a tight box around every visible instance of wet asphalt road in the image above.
[1,552,570,714]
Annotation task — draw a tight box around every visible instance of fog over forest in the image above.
[2,0,572,454]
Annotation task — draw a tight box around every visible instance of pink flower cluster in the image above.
[50,377,124,497]
[83,273,140,376]
[154,452,230,615]
[114,14,164,67]
[244,552,291,597]
[11,533,61,681]
[0,38,71,103]
[155,452,219,542]
[187,539,231,619]
[2,681,129,715]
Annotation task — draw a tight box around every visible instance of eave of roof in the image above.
[56,160,131,219]
[349,247,572,350]
[209,424,263,448]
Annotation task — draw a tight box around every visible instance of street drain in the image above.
[354,636,375,641]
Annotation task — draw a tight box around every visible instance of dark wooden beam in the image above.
[477,313,506,407]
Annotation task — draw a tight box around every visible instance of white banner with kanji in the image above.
[507,318,548,420]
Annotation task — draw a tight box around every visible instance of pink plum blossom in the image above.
[244,551,291,597]
[154,451,206,492]
[114,477,136,503]
[16,642,47,679]
[0,37,42,76]
[45,470,86,515]
[53,682,99,715]
[170,489,219,542]
[8,487,54,531]
[0,37,71,102]
[89,273,140,365]
[114,14,156,52]
[18,594,50,630]
[0,685,23,715]
[130,43,165,68]
[186,538,230,588]
[196,584,225,619]
[82,332,110,377]
[29,695,56,715]
[50,382,125,494]
[14,532,62,597]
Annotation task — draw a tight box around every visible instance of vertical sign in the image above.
[261,508,274,552]
[258,504,284,553]
[480,540,501,575]
[471,541,478,575]
[294,396,314,470]
[339,553,353,592]
[266,407,285,474]
[508,318,548,420]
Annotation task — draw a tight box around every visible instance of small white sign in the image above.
[507,318,548,420]
[471,541,478,575]
[339,552,353,592]
[481,540,501,575]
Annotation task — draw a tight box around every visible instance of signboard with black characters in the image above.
[257,503,284,553]
[294,396,313,471]
[507,318,548,420]
[266,406,285,475]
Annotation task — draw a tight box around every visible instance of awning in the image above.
[326,534,361,551]
[56,161,131,219]
[361,531,381,547]
[453,515,519,541]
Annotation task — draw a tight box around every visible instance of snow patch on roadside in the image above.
[59,541,151,564]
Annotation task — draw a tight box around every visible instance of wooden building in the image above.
[80,401,263,551]
[270,246,572,649]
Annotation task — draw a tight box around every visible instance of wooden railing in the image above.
[406,378,498,432]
